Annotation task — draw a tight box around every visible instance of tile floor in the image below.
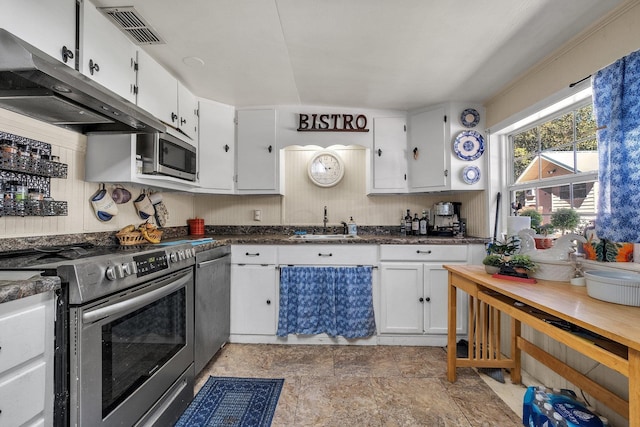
[195,343,528,426]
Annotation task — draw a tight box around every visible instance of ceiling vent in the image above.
[98,7,165,45]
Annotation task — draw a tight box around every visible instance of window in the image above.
[508,100,598,232]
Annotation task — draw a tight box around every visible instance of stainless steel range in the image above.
[4,243,197,426]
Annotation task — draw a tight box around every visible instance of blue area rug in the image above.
[175,377,284,427]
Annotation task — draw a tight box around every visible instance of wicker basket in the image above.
[116,229,163,245]
[530,260,575,282]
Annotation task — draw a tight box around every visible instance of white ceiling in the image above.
[92,0,624,111]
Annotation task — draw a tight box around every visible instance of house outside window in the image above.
[508,100,598,233]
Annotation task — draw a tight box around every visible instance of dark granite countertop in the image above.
[0,273,60,304]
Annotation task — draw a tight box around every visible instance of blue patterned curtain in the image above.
[592,49,640,242]
[277,266,376,339]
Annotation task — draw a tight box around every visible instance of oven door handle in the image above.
[82,272,192,324]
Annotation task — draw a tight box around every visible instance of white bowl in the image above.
[584,270,640,306]
[530,260,575,282]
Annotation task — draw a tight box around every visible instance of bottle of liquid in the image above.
[419,210,428,235]
[400,212,406,236]
[412,213,420,235]
[347,216,357,235]
[405,209,412,233]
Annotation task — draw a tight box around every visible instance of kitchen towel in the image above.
[277,266,376,339]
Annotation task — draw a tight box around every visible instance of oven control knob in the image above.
[106,264,124,280]
[170,252,178,263]
[122,262,137,276]
[178,250,186,261]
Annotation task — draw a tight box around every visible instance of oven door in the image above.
[70,268,194,427]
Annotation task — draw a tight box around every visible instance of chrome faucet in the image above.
[323,205,328,233]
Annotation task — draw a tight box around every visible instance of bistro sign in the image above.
[297,113,369,132]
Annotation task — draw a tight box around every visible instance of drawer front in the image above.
[0,361,46,426]
[278,245,377,265]
[379,244,467,262]
[0,305,46,374]
[231,245,278,264]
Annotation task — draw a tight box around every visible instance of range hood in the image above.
[0,29,164,134]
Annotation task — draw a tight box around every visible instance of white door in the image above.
[423,264,467,335]
[80,1,137,102]
[198,99,236,192]
[408,107,448,191]
[0,0,76,67]
[379,263,423,334]
[177,81,199,142]
[230,265,277,335]
[236,109,278,192]
[372,117,407,192]
[136,49,178,125]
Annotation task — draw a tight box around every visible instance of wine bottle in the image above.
[419,210,428,235]
[412,213,420,235]
[405,209,412,233]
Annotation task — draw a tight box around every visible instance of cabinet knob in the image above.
[425,297,431,302]
[89,59,100,75]
[180,117,187,125]
[268,145,273,153]
[419,297,424,303]
[266,299,271,305]
[171,112,178,123]
[224,144,230,152]
[61,45,74,63]
[377,148,382,157]
[413,147,419,159]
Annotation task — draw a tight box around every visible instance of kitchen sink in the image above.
[288,234,360,241]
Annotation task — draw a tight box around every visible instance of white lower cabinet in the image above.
[379,263,465,335]
[379,244,468,343]
[0,291,55,427]
[230,246,278,336]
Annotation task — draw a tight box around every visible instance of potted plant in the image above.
[507,254,537,275]
[482,254,504,274]
[550,208,580,235]
[519,209,542,233]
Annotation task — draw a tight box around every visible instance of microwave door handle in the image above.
[82,272,191,324]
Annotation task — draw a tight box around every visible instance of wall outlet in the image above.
[254,209,261,221]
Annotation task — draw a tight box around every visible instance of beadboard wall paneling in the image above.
[193,146,489,237]
[0,108,195,238]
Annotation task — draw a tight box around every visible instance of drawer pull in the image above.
[318,253,333,257]
[416,250,432,254]
[246,252,260,256]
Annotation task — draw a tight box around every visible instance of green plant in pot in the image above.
[519,209,542,233]
[550,208,580,235]
[506,254,537,275]
[482,254,504,274]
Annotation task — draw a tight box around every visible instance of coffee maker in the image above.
[432,202,463,236]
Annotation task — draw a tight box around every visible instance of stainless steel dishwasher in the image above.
[194,245,231,374]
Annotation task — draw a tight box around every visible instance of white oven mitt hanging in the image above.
[91,184,118,221]
[134,191,155,220]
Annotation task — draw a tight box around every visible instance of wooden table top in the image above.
[444,264,640,352]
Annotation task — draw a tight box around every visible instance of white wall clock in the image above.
[307,150,345,187]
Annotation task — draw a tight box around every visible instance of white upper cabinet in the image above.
[136,49,198,144]
[136,49,178,126]
[369,116,407,194]
[408,106,448,192]
[197,98,235,193]
[0,0,76,67]
[236,109,282,194]
[177,81,199,141]
[408,103,486,192]
[80,0,137,102]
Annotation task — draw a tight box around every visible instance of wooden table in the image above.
[445,264,640,425]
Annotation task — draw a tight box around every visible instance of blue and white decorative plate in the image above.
[462,165,481,185]
[460,108,480,128]
[453,130,485,161]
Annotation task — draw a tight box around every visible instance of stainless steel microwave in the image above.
[136,132,197,181]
